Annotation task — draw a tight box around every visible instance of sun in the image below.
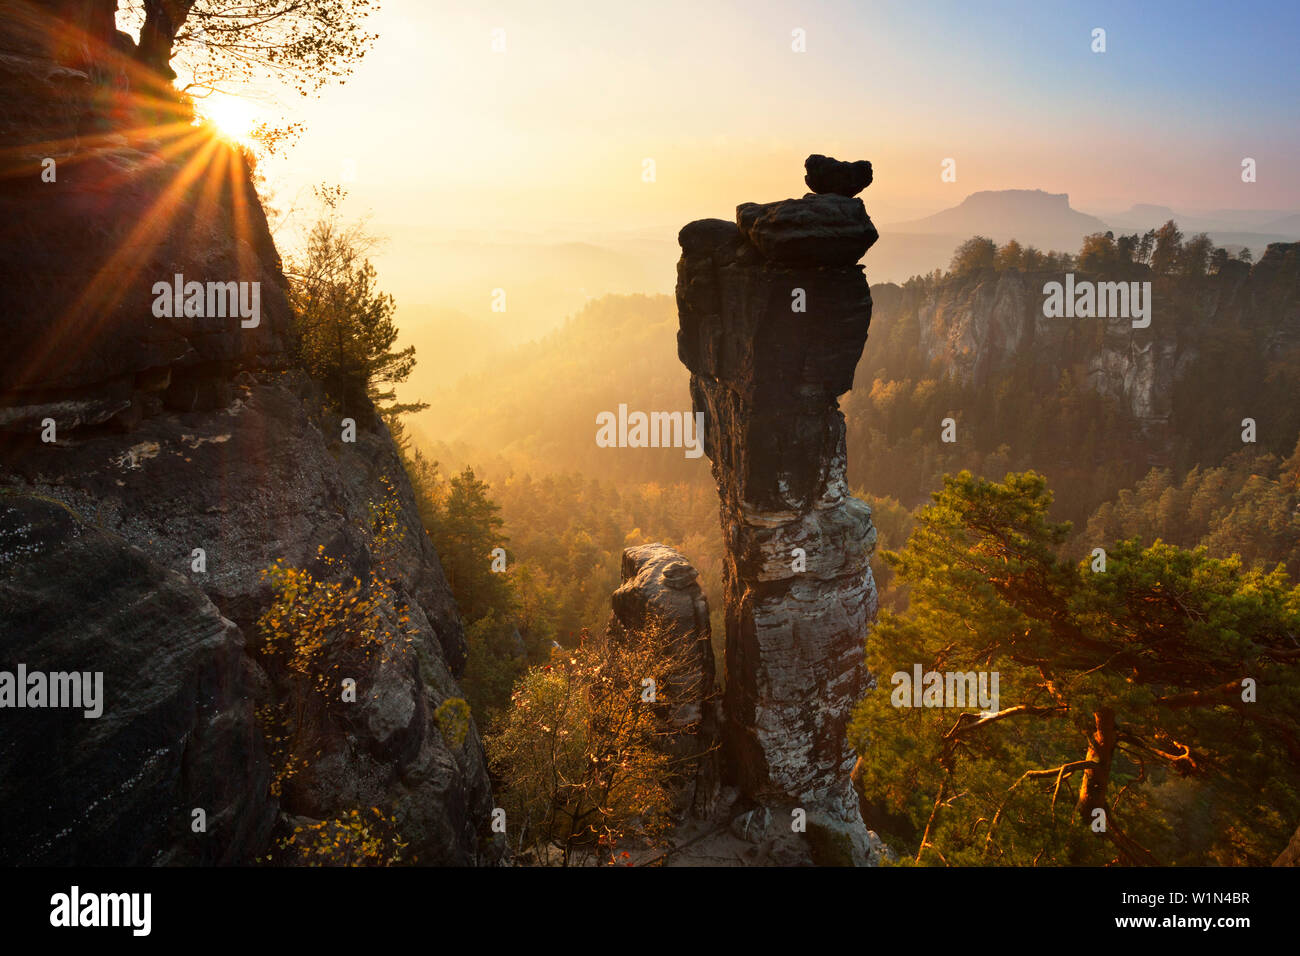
[199,95,258,145]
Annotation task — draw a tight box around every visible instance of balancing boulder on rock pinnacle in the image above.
[804,154,874,198]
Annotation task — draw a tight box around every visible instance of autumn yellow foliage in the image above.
[275,808,411,866]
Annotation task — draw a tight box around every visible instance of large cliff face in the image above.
[674,158,882,864]
[886,250,1300,434]
[0,7,495,865]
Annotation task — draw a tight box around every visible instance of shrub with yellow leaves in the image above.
[433,696,471,750]
[274,808,411,866]
[253,484,421,806]
[487,616,706,866]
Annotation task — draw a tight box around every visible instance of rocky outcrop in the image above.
[0,376,497,866]
[609,544,714,722]
[0,493,270,865]
[607,543,719,813]
[674,158,882,864]
[737,194,878,266]
[0,9,495,865]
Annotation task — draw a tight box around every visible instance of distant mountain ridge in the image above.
[867,190,1300,284]
[1099,203,1300,247]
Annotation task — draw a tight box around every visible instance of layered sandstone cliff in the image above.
[876,244,1300,437]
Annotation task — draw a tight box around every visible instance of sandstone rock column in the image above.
[675,156,880,850]
[606,543,720,813]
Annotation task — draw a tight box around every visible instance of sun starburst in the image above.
[198,95,259,146]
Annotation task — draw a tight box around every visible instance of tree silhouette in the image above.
[120,0,377,93]
[287,209,423,421]
[1150,220,1184,275]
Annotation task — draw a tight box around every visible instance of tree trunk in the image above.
[135,0,194,79]
[1077,708,1159,864]
[1076,708,1115,819]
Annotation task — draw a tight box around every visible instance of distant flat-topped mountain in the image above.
[867,190,1109,283]
[885,189,1110,242]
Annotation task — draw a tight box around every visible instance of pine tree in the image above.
[850,471,1300,866]
[1150,220,1184,274]
[438,467,511,622]
[288,213,427,421]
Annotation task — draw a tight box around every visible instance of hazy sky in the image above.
[165,0,1300,303]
